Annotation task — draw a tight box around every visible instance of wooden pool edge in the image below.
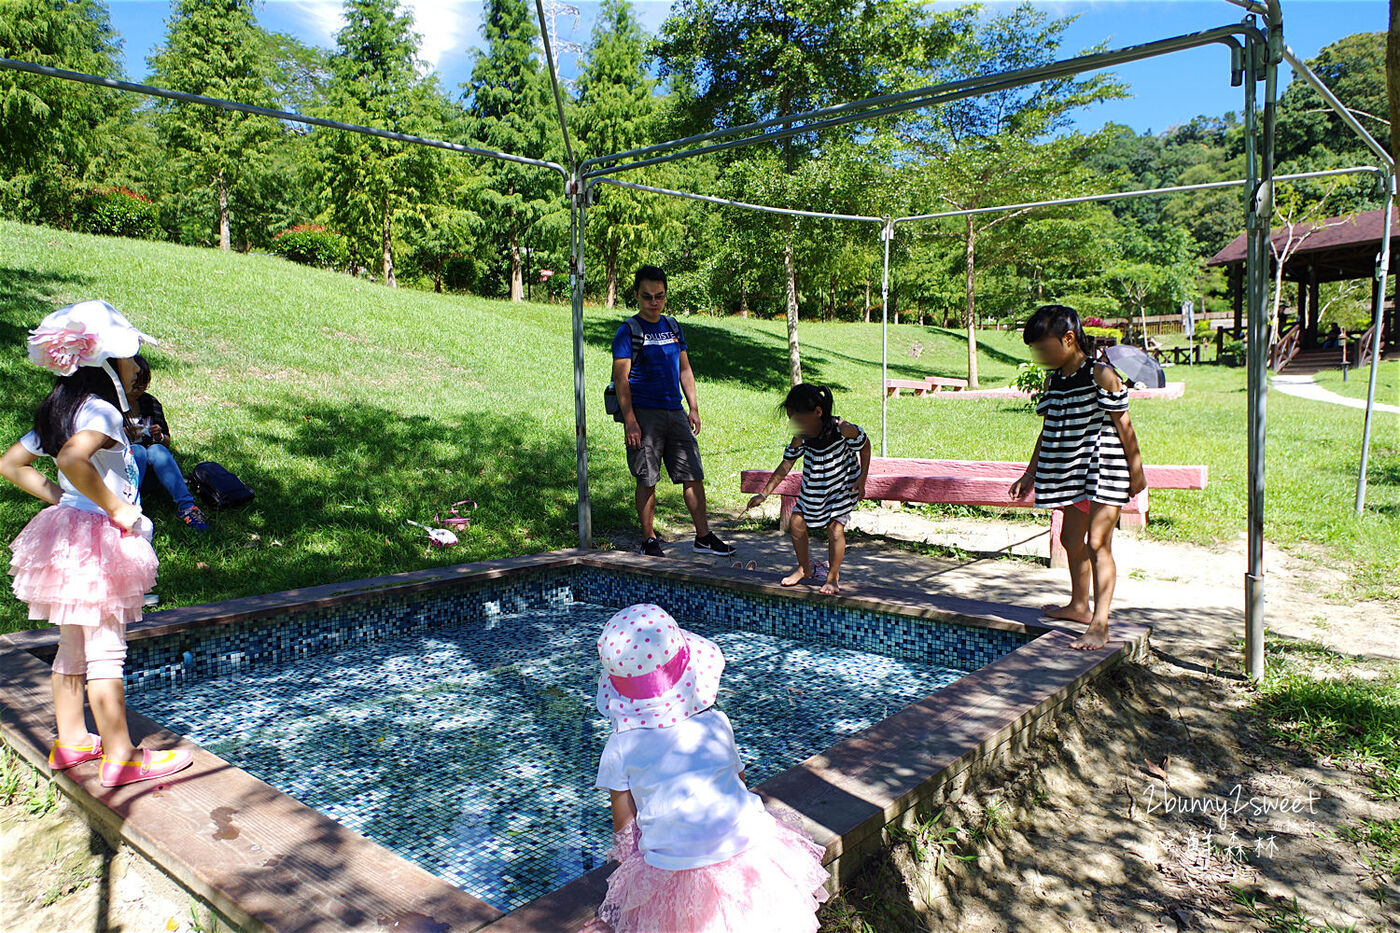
[0,548,1149,932]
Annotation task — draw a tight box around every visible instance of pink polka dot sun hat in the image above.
[596,604,724,733]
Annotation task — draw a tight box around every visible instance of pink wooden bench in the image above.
[884,379,932,397]
[739,458,1208,568]
[884,376,970,397]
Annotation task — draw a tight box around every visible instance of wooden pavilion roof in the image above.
[1207,206,1400,283]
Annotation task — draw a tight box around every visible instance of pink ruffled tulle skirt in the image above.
[594,809,830,933]
[8,506,157,626]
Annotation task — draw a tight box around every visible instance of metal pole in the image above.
[1243,13,1280,683]
[591,177,883,223]
[880,220,894,457]
[1280,45,1395,171]
[0,57,567,176]
[1356,172,1395,513]
[572,180,592,547]
[1242,25,1264,682]
[891,166,1386,226]
[581,25,1249,177]
[533,0,577,170]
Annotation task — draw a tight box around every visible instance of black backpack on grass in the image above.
[188,461,255,509]
[603,313,681,422]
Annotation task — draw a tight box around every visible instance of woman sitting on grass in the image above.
[127,355,209,532]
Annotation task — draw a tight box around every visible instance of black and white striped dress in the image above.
[1034,360,1132,508]
[784,419,867,529]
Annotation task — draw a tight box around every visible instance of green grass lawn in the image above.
[1,219,1397,632]
[1313,358,1400,405]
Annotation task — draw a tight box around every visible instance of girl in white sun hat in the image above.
[583,603,830,933]
[0,300,192,788]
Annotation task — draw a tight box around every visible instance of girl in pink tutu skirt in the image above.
[583,603,830,933]
[0,301,192,788]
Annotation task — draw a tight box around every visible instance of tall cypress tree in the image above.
[319,0,443,285]
[148,0,276,250]
[464,0,561,301]
[0,0,125,222]
[575,0,655,307]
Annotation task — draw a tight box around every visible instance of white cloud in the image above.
[403,0,478,73]
[266,0,479,75]
[277,0,344,45]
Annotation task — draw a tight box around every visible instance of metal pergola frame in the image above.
[2,0,1391,681]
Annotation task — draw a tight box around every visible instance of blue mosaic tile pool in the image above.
[124,569,1033,912]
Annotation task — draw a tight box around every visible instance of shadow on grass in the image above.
[0,267,97,426]
[931,326,1029,369]
[581,317,852,392]
[20,397,639,625]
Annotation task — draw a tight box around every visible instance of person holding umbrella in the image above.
[1009,305,1147,650]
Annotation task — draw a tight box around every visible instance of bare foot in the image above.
[819,579,841,595]
[780,567,809,587]
[1069,621,1110,650]
[1042,603,1092,624]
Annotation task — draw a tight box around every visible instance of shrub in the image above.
[75,187,161,239]
[269,224,348,269]
[1011,362,1049,406]
[1221,337,1246,367]
[1083,324,1122,342]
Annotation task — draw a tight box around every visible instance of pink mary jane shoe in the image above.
[100,748,193,788]
[49,734,103,770]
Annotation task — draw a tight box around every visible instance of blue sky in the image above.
[105,0,1387,136]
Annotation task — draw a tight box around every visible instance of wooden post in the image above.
[1307,265,1320,348]
[1232,264,1244,335]
[779,495,797,533]
[1048,508,1068,569]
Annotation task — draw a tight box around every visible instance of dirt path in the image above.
[0,755,215,932]
[4,509,1397,932]
[629,506,1399,932]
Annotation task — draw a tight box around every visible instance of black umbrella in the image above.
[1099,344,1166,389]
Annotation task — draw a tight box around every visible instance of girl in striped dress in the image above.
[748,384,870,594]
[1009,305,1146,650]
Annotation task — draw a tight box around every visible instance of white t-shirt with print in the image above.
[595,708,766,870]
[20,397,139,516]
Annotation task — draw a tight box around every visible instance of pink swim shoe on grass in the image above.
[48,734,103,770]
[100,748,193,787]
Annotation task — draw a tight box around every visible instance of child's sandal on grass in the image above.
[100,748,193,787]
[49,734,103,770]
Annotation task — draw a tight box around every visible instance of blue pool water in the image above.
[128,599,981,911]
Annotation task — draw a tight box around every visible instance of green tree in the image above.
[1101,219,1199,344]
[575,0,656,307]
[654,0,957,384]
[147,0,277,250]
[319,0,446,285]
[903,4,1126,386]
[463,0,562,301]
[1278,32,1390,166]
[0,0,126,223]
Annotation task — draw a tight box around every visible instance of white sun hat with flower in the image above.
[596,604,725,733]
[28,300,157,411]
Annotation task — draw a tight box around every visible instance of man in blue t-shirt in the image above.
[611,266,735,558]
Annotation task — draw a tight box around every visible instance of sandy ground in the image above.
[0,770,216,933]
[638,504,1400,933]
[3,505,1397,932]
